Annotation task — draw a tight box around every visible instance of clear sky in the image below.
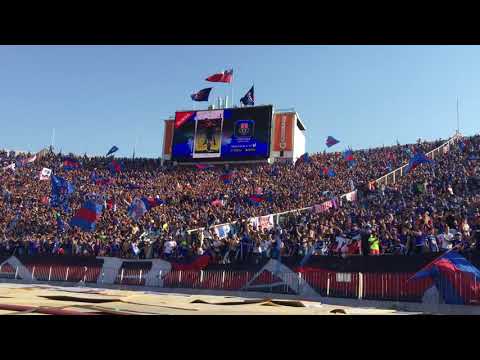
[0,45,478,158]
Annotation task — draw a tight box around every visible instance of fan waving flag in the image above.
[240,85,254,106]
[191,87,212,102]
[404,151,433,174]
[220,172,233,184]
[343,149,354,162]
[206,69,233,83]
[141,196,164,211]
[70,200,103,232]
[106,146,119,157]
[50,175,74,212]
[63,157,81,171]
[128,197,148,222]
[108,159,123,176]
[326,136,340,148]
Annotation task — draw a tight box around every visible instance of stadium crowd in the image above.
[1,134,479,263]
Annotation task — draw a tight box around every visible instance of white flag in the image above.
[39,167,52,181]
[26,154,37,163]
[3,163,15,171]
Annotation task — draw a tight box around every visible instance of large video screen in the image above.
[171,105,272,162]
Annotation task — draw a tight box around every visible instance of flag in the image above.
[25,154,37,164]
[326,136,339,148]
[90,171,112,186]
[63,157,81,171]
[191,87,212,102]
[70,200,103,232]
[206,69,233,83]
[295,152,311,166]
[327,168,336,177]
[128,197,148,222]
[404,151,433,174]
[195,164,215,170]
[50,175,74,211]
[214,224,232,239]
[240,85,254,106]
[248,195,265,205]
[343,149,354,162]
[410,251,480,305]
[141,196,164,211]
[220,173,233,184]
[3,163,15,172]
[108,159,123,176]
[39,168,52,181]
[106,146,119,157]
[322,167,329,176]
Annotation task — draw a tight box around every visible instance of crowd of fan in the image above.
[1,134,479,263]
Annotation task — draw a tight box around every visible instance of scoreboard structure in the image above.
[161,105,306,165]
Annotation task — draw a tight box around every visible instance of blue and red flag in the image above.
[63,157,81,171]
[70,200,103,232]
[195,164,215,170]
[220,172,233,184]
[108,159,123,176]
[343,149,354,162]
[326,136,340,148]
[90,171,112,186]
[295,152,311,166]
[191,87,212,102]
[327,168,336,177]
[141,196,164,211]
[410,251,480,305]
[404,151,433,174]
[248,195,266,206]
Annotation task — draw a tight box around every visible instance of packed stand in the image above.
[0,136,467,262]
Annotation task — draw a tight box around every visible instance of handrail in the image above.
[188,133,462,235]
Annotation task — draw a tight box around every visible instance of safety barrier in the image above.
[187,133,462,238]
[1,264,478,305]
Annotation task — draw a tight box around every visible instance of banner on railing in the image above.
[314,198,338,213]
[214,224,232,239]
[344,190,357,202]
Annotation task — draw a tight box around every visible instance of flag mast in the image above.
[51,128,55,151]
[456,96,460,134]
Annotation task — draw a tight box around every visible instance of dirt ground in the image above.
[0,283,417,315]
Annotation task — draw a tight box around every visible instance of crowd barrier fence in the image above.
[1,264,478,305]
[187,133,463,239]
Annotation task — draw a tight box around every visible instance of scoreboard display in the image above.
[171,105,272,162]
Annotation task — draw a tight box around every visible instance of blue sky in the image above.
[0,45,478,158]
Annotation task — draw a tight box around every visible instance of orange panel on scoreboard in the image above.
[273,113,294,152]
[163,120,174,156]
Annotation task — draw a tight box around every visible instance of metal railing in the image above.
[374,133,461,187]
[1,265,478,305]
[187,133,462,238]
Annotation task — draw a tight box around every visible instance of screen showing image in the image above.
[171,105,272,162]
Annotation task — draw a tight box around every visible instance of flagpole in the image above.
[51,128,55,151]
[456,97,460,134]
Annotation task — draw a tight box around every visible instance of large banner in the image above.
[172,105,272,162]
